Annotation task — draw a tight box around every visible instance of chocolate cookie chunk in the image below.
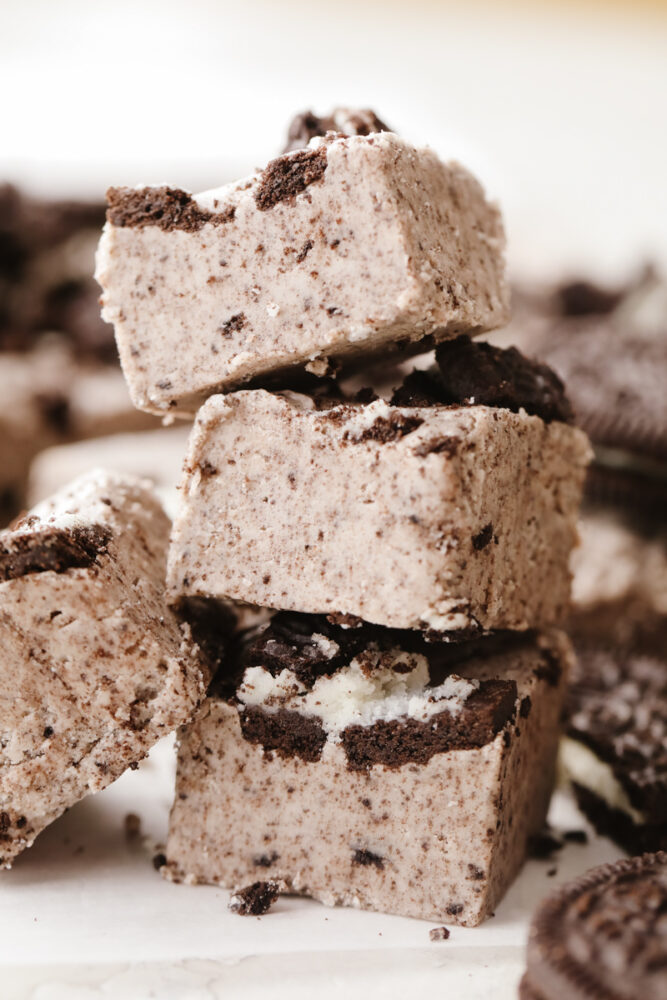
[390,337,574,424]
[283,107,391,152]
[436,336,574,423]
[228,880,281,916]
[520,853,667,1000]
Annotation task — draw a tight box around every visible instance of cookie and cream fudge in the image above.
[164,613,572,925]
[168,339,590,632]
[0,470,209,868]
[96,131,509,415]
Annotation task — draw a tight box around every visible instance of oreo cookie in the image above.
[520,853,667,1000]
[561,644,667,855]
[527,274,667,515]
[390,335,574,424]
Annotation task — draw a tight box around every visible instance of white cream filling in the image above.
[237,647,479,740]
[559,736,646,826]
[339,398,394,437]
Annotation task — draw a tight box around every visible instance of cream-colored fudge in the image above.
[96,132,509,416]
[164,617,571,925]
[167,389,590,632]
[0,470,209,868]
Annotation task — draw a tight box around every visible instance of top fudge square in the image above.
[96,132,509,416]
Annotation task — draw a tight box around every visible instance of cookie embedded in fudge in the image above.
[559,644,667,855]
[0,470,211,869]
[520,853,667,1000]
[167,341,590,632]
[163,616,572,925]
[96,130,509,416]
[283,107,392,152]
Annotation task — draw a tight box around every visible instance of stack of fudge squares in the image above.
[1,109,590,928]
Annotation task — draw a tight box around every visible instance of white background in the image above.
[2,0,667,281]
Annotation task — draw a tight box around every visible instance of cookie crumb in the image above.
[429,926,450,942]
[229,880,281,916]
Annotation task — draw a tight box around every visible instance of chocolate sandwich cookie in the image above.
[560,644,667,855]
[520,852,667,1000]
[528,274,667,515]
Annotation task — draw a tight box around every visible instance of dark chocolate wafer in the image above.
[520,852,667,1000]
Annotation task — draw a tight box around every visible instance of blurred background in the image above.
[1,0,666,527]
[3,0,667,281]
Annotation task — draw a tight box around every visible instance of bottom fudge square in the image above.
[0,470,209,868]
[164,613,571,925]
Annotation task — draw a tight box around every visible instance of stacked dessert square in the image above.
[94,111,591,925]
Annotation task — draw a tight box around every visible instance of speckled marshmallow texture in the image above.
[167,391,591,631]
[0,470,208,868]
[96,133,509,416]
[165,631,571,925]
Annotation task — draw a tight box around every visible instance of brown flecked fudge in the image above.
[167,340,590,632]
[164,615,572,925]
[0,470,210,868]
[520,853,667,1000]
[96,130,509,415]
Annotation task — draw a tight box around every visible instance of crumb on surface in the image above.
[429,926,451,942]
[229,880,281,916]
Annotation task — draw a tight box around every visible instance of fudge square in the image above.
[96,130,509,416]
[167,347,590,632]
[0,470,209,868]
[164,613,572,925]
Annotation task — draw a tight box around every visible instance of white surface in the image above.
[0,737,625,999]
